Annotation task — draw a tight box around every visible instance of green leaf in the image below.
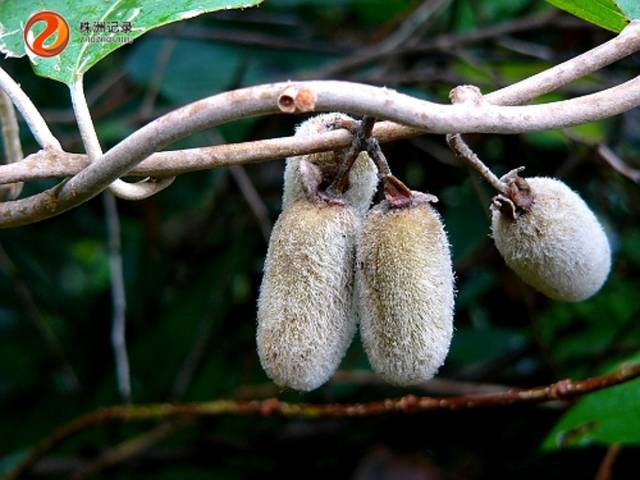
[543,376,640,449]
[0,0,262,85]
[615,0,640,19]
[545,0,628,32]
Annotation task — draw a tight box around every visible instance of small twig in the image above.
[0,66,61,150]
[70,77,133,403]
[229,165,272,242]
[446,133,506,193]
[366,138,392,177]
[10,362,640,480]
[311,10,558,79]
[594,444,621,480]
[0,90,23,200]
[329,116,376,194]
[234,371,515,400]
[596,144,640,184]
[377,0,451,52]
[486,20,640,105]
[334,370,511,395]
[496,36,554,61]
[103,192,132,404]
[163,24,344,54]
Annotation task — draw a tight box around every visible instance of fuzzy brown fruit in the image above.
[357,192,455,386]
[491,176,611,302]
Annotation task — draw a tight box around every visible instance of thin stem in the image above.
[138,25,181,119]
[594,444,621,480]
[70,78,132,404]
[366,138,392,177]
[103,192,132,404]
[596,144,640,184]
[311,9,558,79]
[329,116,376,193]
[0,65,61,150]
[69,78,174,201]
[377,0,451,52]
[446,133,506,193]
[0,90,24,200]
[8,362,640,480]
[229,165,272,242]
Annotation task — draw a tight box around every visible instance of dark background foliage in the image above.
[2,0,640,478]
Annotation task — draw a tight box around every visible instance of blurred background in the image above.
[2,0,640,478]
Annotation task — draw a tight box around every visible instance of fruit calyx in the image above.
[492,168,535,220]
[383,175,438,210]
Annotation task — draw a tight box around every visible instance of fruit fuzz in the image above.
[357,187,455,386]
[491,176,611,302]
[257,200,360,391]
[256,113,378,391]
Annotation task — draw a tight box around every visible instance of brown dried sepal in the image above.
[383,175,413,209]
[493,171,535,221]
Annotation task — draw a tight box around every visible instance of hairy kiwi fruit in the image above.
[491,176,611,301]
[357,191,455,386]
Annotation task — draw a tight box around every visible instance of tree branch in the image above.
[1,74,639,229]
[8,362,640,480]
[0,122,420,183]
[0,20,639,228]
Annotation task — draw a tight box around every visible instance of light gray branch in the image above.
[1,75,639,228]
[486,20,640,105]
[70,78,174,200]
[70,78,133,403]
[0,65,61,150]
[103,191,132,403]
[0,20,639,228]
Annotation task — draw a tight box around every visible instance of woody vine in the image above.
[1,4,640,479]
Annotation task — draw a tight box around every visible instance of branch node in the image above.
[277,86,317,113]
[449,84,484,105]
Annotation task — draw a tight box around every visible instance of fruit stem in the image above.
[365,137,391,177]
[328,116,376,194]
[446,133,507,194]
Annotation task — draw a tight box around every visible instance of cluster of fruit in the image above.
[256,113,611,392]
